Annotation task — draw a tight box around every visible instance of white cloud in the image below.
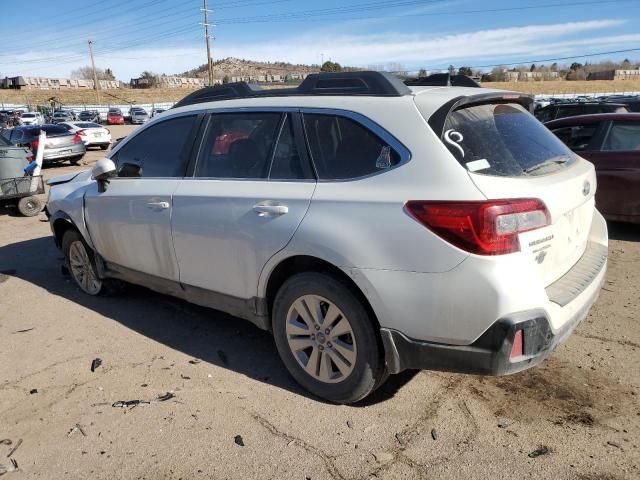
[2,19,630,79]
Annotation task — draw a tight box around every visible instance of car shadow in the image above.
[0,235,417,406]
[607,221,640,241]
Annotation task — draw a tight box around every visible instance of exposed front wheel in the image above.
[273,272,385,404]
[62,230,103,295]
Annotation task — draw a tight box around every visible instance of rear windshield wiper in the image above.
[524,155,571,174]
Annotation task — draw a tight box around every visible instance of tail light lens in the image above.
[72,134,82,143]
[405,199,550,255]
[31,139,39,151]
[76,129,86,136]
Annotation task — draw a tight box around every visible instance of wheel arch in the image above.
[262,255,382,332]
[51,211,81,248]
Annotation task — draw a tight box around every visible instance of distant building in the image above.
[587,68,640,81]
[496,70,560,82]
[0,76,119,90]
[130,76,208,89]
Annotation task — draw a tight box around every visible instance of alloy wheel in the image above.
[68,240,102,295]
[285,295,357,384]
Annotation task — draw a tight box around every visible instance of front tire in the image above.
[272,272,385,404]
[62,230,103,295]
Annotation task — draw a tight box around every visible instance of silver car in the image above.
[4,125,86,165]
[130,109,148,125]
[46,72,608,403]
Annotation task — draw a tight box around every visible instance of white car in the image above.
[46,72,608,403]
[61,122,111,150]
[20,112,44,125]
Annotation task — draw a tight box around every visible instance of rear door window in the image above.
[602,122,640,151]
[269,114,314,180]
[551,124,599,151]
[303,114,400,180]
[442,103,575,177]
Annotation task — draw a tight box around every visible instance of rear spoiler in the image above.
[428,92,534,138]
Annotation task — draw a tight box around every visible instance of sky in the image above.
[2,0,640,80]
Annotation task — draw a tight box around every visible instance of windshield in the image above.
[442,103,576,177]
[22,113,36,118]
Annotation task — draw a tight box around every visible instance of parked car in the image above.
[536,102,628,123]
[106,111,125,125]
[61,122,111,150]
[78,110,101,123]
[46,72,608,403]
[605,95,640,112]
[130,109,149,125]
[51,111,74,124]
[20,112,44,126]
[2,124,86,165]
[547,113,640,224]
[151,108,166,117]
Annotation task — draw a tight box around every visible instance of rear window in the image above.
[40,125,69,135]
[442,103,575,177]
[22,113,36,118]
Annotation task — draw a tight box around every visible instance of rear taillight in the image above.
[72,134,82,143]
[31,139,39,151]
[405,199,550,255]
[76,129,86,136]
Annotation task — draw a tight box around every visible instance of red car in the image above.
[547,113,640,224]
[107,111,124,125]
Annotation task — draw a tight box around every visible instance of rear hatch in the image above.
[41,126,76,148]
[422,94,596,286]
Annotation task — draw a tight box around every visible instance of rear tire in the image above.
[272,272,385,404]
[69,155,84,165]
[100,144,109,150]
[17,196,42,217]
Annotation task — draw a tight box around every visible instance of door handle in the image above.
[146,201,170,209]
[253,202,289,217]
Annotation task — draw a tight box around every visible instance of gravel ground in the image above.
[1,126,638,479]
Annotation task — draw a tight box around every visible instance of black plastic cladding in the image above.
[171,71,412,109]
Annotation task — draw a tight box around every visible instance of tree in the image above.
[570,62,583,71]
[321,61,343,72]
[447,65,456,75]
[139,70,159,87]
[71,65,116,80]
[222,75,230,84]
[418,68,427,78]
[530,63,536,72]
[550,62,558,72]
[457,66,473,76]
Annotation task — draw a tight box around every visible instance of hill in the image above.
[180,57,320,82]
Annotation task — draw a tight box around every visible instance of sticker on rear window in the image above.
[466,159,490,172]
[376,146,392,169]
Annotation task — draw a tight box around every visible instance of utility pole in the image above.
[88,40,101,104]
[202,0,214,86]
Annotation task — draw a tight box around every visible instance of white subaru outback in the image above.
[46,72,608,403]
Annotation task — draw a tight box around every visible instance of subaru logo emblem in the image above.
[582,181,591,196]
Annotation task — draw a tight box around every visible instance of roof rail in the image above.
[405,73,481,88]
[172,71,411,108]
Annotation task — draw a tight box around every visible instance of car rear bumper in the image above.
[380,241,607,376]
[43,143,86,162]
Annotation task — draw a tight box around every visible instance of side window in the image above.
[269,114,314,180]
[303,114,400,180]
[556,106,583,119]
[195,112,282,179]
[602,123,640,151]
[115,115,196,178]
[551,125,598,151]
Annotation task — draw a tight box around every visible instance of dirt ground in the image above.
[1,125,639,479]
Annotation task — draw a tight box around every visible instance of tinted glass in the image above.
[535,107,555,123]
[552,124,599,151]
[303,114,399,179]
[22,113,36,118]
[115,115,196,178]
[602,123,640,151]
[41,125,69,135]
[269,114,313,180]
[76,122,101,128]
[556,105,583,119]
[195,112,281,179]
[443,103,575,177]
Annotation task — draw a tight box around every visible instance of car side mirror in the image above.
[92,157,116,193]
